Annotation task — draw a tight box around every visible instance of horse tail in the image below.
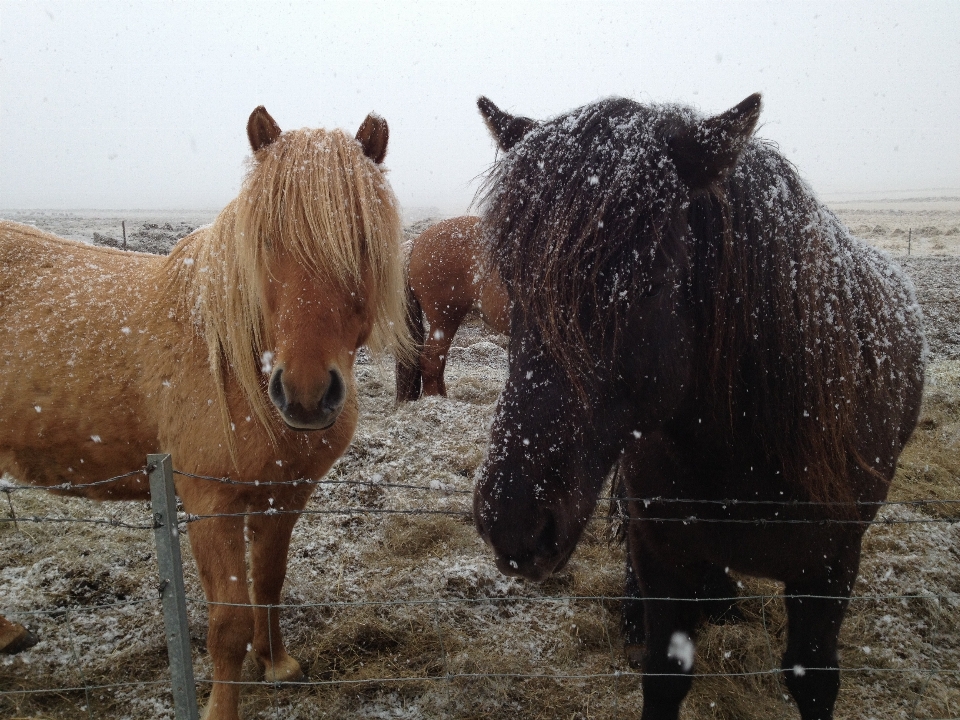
[395,282,425,402]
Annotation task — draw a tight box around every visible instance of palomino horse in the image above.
[473,95,924,719]
[0,107,408,720]
[395,216,510,400]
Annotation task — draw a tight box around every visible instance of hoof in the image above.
[262,653,306,683]
[0,626,38,655]
[624,642,644,670]
[0,623,40,655]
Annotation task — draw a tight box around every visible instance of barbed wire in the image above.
[0,514,155,529]
[2,596,159,619]
[4,467,958,510]
[1,582,953,634]
[0,468,147,493]
[184,664,960,687]
[3,463,959,719]
[173,506,959,526]
[181,591,960,611]
[4,588,955,630]
[0,680,171,697]
[4,667,958,699]
[168,469,960,511]
[173,468,475,496]
[4,504,958,531]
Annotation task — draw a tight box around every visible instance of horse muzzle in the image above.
[491,545,573,583]
[474,492,574,582]
[268,365,346,431]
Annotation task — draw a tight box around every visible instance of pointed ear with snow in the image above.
[477,96,536,152]
[247,106,282,153]
[667,93,762,190]
[356,114,389,164]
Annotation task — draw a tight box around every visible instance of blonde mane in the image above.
[168,127,409,449]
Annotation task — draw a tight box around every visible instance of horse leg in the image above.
[420,310,467,396]
[613,461,646,666]
[781,557,858,720]
[621,548,646,668]
[247,510,305,683]
[187,513,250,720]
[623,559,739,670]
[0,615,37,654]
[636,556,701,720]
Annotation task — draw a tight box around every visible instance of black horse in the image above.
[473,94,925,720]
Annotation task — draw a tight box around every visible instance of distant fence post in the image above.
[149,454,199,720]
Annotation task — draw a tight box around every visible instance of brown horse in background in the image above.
[474,94,924,720]
[396,215,510,400]
[0,107,409,720]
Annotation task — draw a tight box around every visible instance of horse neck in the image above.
[161,201,278,452]
[163,201,243,323]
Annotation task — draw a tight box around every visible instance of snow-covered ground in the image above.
[1,206,958,719]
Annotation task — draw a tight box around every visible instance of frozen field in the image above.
[830,196,960,257]
[1,206,958,719]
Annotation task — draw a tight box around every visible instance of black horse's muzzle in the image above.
[474,491,574,582]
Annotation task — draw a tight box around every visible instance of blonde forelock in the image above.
[170,126,411,454]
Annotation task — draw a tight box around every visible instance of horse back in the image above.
[407,216,483,320]
[408,216,510,334]
[0,221,164,497]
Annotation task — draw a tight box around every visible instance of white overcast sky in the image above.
[1,1,958,213]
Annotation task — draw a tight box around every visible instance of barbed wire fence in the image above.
[1,454,959,720]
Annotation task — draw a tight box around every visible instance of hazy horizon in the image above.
[2,1,959,214]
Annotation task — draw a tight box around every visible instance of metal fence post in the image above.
[149,454,200,720]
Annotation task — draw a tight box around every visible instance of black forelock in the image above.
[479,98,697,382]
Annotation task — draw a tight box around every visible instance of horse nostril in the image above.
[321,369,345,412]
[268,367,286,409]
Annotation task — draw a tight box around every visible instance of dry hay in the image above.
[1,230,959,719]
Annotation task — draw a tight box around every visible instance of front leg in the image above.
[621,541,646,668]
[636,553,701,720]
[186,512,251,720]
[247,509,305,683]
[611,460,646,665]
[781,551,860,720]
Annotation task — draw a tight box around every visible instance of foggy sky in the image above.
[1,0,958,213]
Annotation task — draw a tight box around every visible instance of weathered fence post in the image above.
[149,454,199,720]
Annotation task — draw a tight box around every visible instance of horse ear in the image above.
[247,106,282,153]
[477,96,536,152]
[356,114,389,164]
[668,93,762,189]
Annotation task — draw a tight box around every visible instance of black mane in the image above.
[481,97,924,505]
